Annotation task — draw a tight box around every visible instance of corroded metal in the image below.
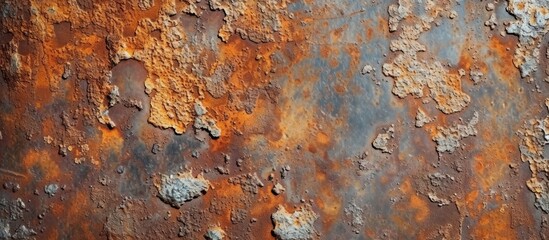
[1,0,549,239]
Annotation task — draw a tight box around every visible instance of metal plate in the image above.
[0,0,548,239]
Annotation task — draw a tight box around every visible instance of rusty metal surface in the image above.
[0,0,549,239]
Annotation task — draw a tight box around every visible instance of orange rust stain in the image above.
[409,194,429,222]
[316,131,330,145]
[366,28,373,41]
[302,88,311,99]
[315,196,340,229]
[51,201,64,218]
[208,130,235,153]
[474,156,486,176]
[66,190,90,220]
[472,138,514,191]
[23,149,60,181]
[365,229,376,238]
[472,206,516,240]
[247,183,297,235]
[270,82,319,149]
[379,173,391,185]
[377,15,388,33]
[41,228,60,240]
[213,96,283,152]
[345,44,361,77]
[461,189,480,216]
[314,169,341,229]
[390,214,413,235]
[41,118,56,139]
[457,48,474,70]
[249,193,283,217]
[390,186,431,236]
[517,2,525,11]
[308,144,317,153]
[488,36,515,64]
[398,179,430,222]
[319,44,331,59]
[98,127,124,155]
[330,26,345,42]
[210,181,243,199]
[488,36,519,86]
[334,83,346,93]
[328,55,339,68]
[122,2,162,38]
[34,64,53,107]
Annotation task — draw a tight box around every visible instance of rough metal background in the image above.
[0,0,549,239]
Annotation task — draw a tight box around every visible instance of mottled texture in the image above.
[272,205,318,240]
[0,0,547,239]
[372,125,395,154]
[432,112,479,153]
[204,226,226,240]
[156,171,210,208]
[44,184,59,197]
[415,108,433,128]
[383,11,471,114]
[506,0,549,77]
[209,0,292,43]
[519,116,549,212]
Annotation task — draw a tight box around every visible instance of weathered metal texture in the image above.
[0,0,548,239]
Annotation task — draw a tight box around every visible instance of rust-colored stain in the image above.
[1,0,549,239]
